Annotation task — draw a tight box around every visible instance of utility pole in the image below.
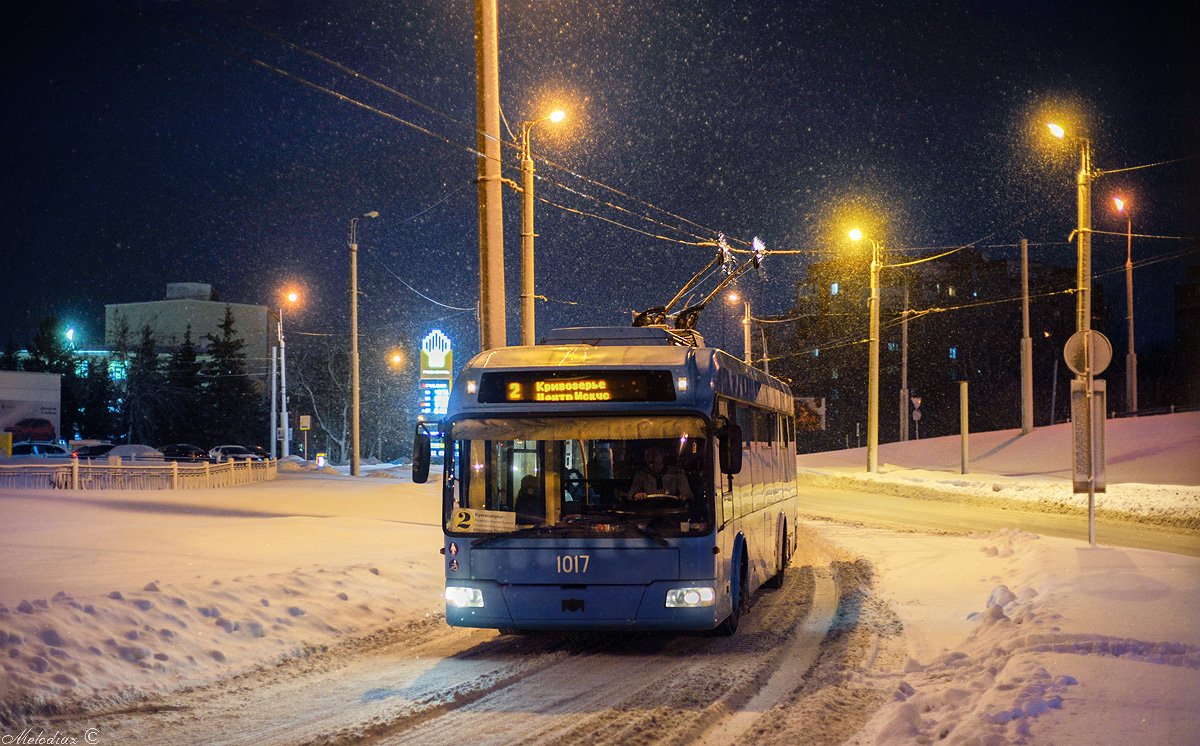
[1076,140,1093,338]
[742,300,751,365]
[1021,238,1034,434]
[475,0,506,351]
[1116,198,1137,412]
[899,282,909,441]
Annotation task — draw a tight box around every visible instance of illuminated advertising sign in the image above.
[420,330,453,379]
[419,330,453,460]
[478,370,676,404]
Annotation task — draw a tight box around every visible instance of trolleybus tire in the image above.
[716,552,748,636]
[763,522,788,589]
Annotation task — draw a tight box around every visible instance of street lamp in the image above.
[725,292,751,364]
[1114,196,1137,412]
[274,290,300,459]
[1047,122,1096,337]
[349,210,379,476]
[518,109,566,346]
[849,228,881,473]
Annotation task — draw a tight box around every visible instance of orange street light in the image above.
[518,109,568,346]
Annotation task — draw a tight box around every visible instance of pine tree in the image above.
[0,337,20,371]
[125,323,167,444]
[162,325,203,445]
[79,358,117,440]
[23,315,81,439]
[202,306,267,445]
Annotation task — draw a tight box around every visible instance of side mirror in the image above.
[412,422,432,484]
[719,423,743,475]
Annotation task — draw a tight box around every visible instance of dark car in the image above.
[244,445,271,460]
[5,418,56,442]
[162,443,213,463]
[209,445,265,463]
[72,443,116,460]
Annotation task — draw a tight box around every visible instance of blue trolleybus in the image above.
[413,325,800,634]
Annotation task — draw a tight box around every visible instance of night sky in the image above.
[2,0,1197,362]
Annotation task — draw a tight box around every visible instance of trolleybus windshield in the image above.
[443,415,712,540]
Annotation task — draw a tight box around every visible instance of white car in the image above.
[9,441,71,458]
[209,445,264,463]
[105,444,165,461]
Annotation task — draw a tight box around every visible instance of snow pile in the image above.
[798,412,1200,527]
[0,474,445,724]
[826,525,1200,746]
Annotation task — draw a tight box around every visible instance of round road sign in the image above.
[1063,330,1112,376]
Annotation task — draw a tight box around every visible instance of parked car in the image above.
[4,418,56,442]
[209,445,265,463]
[162,443,213,463]
[72,443,116,460]
[106,444,165,461]
[244,445,271,460]
[10,441,71,458]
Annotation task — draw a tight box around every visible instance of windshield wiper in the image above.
[470,526,552,547]
[575,511,670,547]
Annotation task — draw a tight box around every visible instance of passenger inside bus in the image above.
[630,443,693,501]
[514,474,544,520]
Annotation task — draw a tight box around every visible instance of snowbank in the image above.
[0,474,446,723]
[797,412,1200,527]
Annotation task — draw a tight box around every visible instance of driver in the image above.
[630,444,692,501]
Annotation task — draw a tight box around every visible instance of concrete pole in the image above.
[867,245,880,473]
[350,235,361,477]
[1021,238,1034,434]
[475,0,506,351]
[520,130,536,346]
[960,381,969,474]
[761,328,770,375]
[280,309,289,458]
[743,301,752,365]
[1124,215,1138,412]
[269,345,278,459]
[1076,141,1092,337]
[899,282,909,442]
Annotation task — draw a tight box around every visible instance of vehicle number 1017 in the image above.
[556,554,590,573]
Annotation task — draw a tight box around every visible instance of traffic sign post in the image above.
[1064,330,1111,547]
[910,396,922,440]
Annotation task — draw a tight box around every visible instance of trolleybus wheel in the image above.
[716,553,748,636]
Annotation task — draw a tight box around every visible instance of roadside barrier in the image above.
[0,458,277,490]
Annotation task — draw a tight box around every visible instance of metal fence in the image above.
[0,458,277,490]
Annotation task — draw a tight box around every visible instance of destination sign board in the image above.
[478,370,676,404]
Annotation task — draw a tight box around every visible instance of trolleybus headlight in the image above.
[445,586,485,608]
[665,587,716,607]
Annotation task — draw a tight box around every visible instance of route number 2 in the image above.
[557,554,590,573]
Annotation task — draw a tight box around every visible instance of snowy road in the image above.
[57,554,884,746]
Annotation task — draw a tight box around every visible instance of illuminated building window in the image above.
[949,347,957,360]
[813,348,819,357]
[110,361,127,380]
[948,286,956,297]
[887,342,898,352]
[830,282,839,295]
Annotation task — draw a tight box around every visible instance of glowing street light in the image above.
[849,228,882,473]
[1046,121,1096,337]
[272,289,301,459]
[518,109,567,346]
[1114,196,1137,412]
[725,292,752,364]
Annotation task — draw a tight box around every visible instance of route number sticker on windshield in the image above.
[451,508,516,533]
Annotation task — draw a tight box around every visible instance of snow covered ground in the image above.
[0,413,1197,744]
